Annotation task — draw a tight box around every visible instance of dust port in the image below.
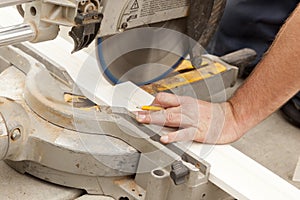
[30,6,37,16]
[119,197,129,200]
[80,0,87,5]
[121,22,128,29]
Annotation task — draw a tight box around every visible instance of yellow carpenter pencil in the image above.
[137,105,164,111]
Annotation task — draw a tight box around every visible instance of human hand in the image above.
[136,92,243,144]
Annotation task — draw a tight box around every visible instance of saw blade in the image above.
[96,19,191,86]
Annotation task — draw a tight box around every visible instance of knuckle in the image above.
[179,96,195,106]
[198,123,208,133]
[165,110,180,124]
[166,111,175,123]
[155,93,165,103]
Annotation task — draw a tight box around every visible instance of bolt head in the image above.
[11,128,21,141]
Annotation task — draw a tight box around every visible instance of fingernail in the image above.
[160,135,169,143]
[136,113,146,122]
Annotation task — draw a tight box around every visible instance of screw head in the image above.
[11,128,21,141]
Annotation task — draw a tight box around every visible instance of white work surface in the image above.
[1,6,300,200]
[293,157,300,182]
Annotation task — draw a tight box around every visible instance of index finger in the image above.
[152,92,181,108]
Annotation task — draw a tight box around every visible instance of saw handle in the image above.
[220,48,257,77]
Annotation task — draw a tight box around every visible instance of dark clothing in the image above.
[209,0,299,73]
[208,0,300,128]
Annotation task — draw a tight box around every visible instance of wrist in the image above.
[221,101,246,141]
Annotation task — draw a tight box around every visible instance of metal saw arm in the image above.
[0,0,225,53]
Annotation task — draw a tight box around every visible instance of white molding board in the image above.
[190,144,300,199]
[1,6,300,200]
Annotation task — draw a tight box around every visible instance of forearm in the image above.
[228,4,300,134]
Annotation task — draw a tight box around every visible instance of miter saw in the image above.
[0,0,256,199]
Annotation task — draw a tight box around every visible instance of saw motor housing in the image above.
[1,0,225,52]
